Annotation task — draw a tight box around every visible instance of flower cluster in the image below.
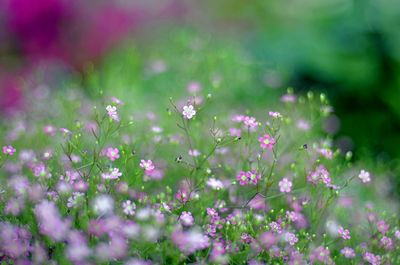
[0,90,398,265]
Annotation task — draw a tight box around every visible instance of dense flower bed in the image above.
[0,87,399,264]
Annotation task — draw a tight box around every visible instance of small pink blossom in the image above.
[182,105,196,119]
[240,233,253,244]
[140,159,155,173]
[2,145,16,156]
[236,171,249,186]
[258,134,275,149]
[281,94,296,103]
[284,232,298,246]
[377,220,389,234]
[111,97,124,105]
[279,178,292,193]
[232,114,245,122]
[341,247,355,258]
[338,226,351,240]
[247,170,261,185]
[286,211,298,222]
[310,246,332,264]
[187,81,202,93]
[395,230,400,239]
[105,147,120,161]
[297,119,310,131]
[106,105,119,122]
[317,148,333,159]
[268,111,282,118]
[179,211,194,226]
[269,221,282,234]
[363,252,381,265]
[206,178,224,190]
[380,236,393,250]
[244,116,258,128]
[43,125,57,136]
[236,170,261,186]
[229,128,241,137]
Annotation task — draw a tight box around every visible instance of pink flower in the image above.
[240,232,253,244]
[140,159,155,173]
[43,125,57,136]
[341,247,355,258]
[236,170,261,186]
[206,178,224,190]
[338,226,351,240]
[258,134,275,149]
[377,220,389,234]
[2,145,16,156]
[281,94,296,103]
[269,221,282,234]
[317,148,333,159]
[187,81,202,93]
[105,147,120,161]
[247,170,261,185]
[310,246,332,264]
[182,105,196,119]
[284,232,298,246]
[111,97,123,105]
[236,171,249,186]
[106,105,119,122]
[395,230,400,240]
[279,178,292,193]
[358,169,371,183]
[34,200,70,241]
[171,229,209,254]
[259,231,276,249]
[244,116,258,128]
[380,236,393,250]
[297,119,310,131]
[229,128,241,137]
[363,252,381,265]
[286,211,298,222]
[307,165,330,186]
[268,111,282,118]
[232,114,245,122]
[179,211,194,226]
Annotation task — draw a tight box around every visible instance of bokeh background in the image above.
[1,0,399,194]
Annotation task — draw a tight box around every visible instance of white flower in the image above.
[122,200,136,216]
[358,169,371,183]
[106,105,119,122]
[182,105,196,119]
[93,195,114,216]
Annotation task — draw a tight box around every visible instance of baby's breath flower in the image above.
[358,169,371,183]
[2,145,16,156]
[106,105,120,122]
[101,167,122,180]
[122,200,136,216]
[279,178,292,193]
[182,105,196,119]
[258,134,275,149]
